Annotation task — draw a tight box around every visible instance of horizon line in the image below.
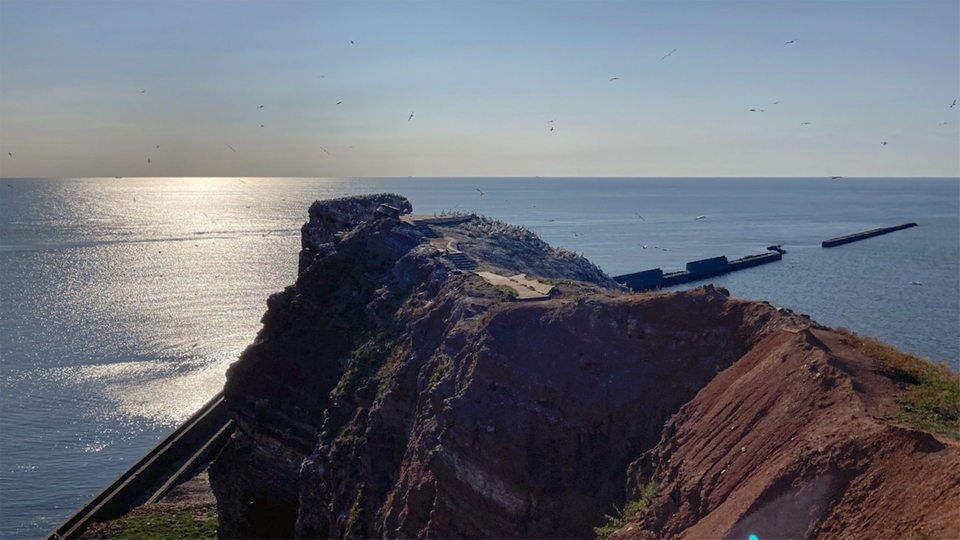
[3,175,959,181]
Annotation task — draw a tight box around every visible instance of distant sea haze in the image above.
[0,176,957,538]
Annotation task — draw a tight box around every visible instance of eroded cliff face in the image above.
[613,327,960,540]
[209,194,959,539]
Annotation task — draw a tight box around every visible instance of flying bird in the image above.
[784,39,796,45]
[695,215,706,220]
[336,101,343,105]
[319,146,331,155]
[660,48,677,60]
[475,188,485,196]
[226,144,236,152]
[147,158,151,164]
[880,141,888,145]
[950,99,957,108]
[801,121,811,125]
[350,40,355,45]
[609,77,620,81]
[155,145,160,149]
[408,111,414,121]
[549,126,555,132]
[635,213,645,221]
[7,152,11,157]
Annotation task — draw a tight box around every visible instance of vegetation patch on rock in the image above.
[838,327,959,438]
[593,478,658,539]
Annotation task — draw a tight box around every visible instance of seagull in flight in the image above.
[784,39,797,45]
[7,152,12,157]
[336,101,343,105]
[635,212,645,221]
[475,188,485,196]
[257,105,265,109]
[880,141,888,145]
[660,48,677,60]
[226,144,236,152]
[319,146,331,155]
[408,111,414,121]
[951,99,957,108]
[609,77,620,81]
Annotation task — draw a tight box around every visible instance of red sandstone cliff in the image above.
[208,195,959,539]
[614,327,960,539]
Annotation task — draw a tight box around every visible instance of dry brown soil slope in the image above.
[613,328,960,539]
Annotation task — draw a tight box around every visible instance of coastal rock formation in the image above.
[614,327,960,539]
[209,194,959,539]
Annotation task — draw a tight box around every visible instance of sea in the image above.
[0,177,957,538]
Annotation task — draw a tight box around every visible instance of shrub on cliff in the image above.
[593,478,658,539]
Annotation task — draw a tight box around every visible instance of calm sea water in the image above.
[0,177,957,538]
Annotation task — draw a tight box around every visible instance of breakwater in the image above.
[46,392,231,539]
[614,247,784,292]
[821,222,917,247]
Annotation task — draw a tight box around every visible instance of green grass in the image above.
[837,328,960,438]
[428,353,452,386]
[95,510,217,539]
[594,478,658,539]
[492,284,518,301]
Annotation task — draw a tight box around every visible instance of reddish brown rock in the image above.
[208,195,959,539]
[613,328,960,539]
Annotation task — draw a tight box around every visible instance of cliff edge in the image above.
[209,194,959,539]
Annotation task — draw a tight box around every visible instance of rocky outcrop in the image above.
[209,195,960,539]
[614,328,960,539]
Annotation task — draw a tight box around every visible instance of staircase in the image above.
[445,252,477,270]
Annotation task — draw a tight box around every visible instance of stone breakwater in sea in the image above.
[208,194,960,539]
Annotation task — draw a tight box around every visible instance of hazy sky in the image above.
[1,0,957,178]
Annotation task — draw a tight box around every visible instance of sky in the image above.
[0,0,957,178]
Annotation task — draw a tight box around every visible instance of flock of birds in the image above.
[2,37,957,171]
[131,40,419,168]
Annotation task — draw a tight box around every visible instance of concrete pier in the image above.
[821,222,917,247]
[614,248,784,292]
